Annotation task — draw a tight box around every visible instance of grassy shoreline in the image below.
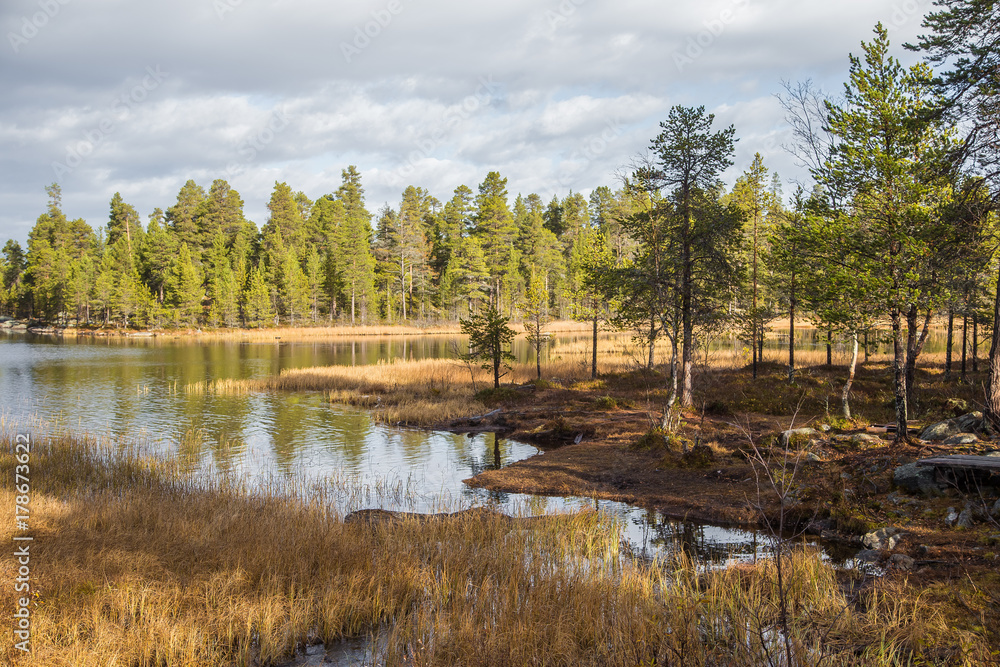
[3,432,993,665]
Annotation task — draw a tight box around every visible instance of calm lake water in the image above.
[0,330,854,565]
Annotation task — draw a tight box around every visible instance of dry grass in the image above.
[1,432,991,666]
[90,319,596,342]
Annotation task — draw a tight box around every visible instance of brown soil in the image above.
[447,365,1000,578]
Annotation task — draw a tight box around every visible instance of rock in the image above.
[863,527,903,550]
[818,424,832,433]
[942,434,978,445]
[915,545,930,557]
[955,411,984,431]
[803,452,823,463]
[956,508,975,529]
[889,553,915,570]
[985,450,1000,458]
[856,549,881,563]
[851,433,883,446]
[893,462,943,496]
[944,507,959,526]
[920,419,961,441]
[992,498,1000,518]
[781,428,821,446]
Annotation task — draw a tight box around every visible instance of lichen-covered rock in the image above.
[944,507,959,526]
[955,411,984,431]
[942,434,978,445]
[863,526,903,550]
[920,419,961,441]
[893,462,942,496]
[956,508,975,529]
[851,433,883,446]
[780,427,820,446]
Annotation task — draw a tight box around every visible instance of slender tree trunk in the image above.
[842,332,859,420]
[904,307,932,412]
[973,312,979,373]
[681,222,694,406]
[826,328,832,367]
[758,329,764,368]
[945,308,954,380]
[962,310,968,382]
[648,312,656,370]
[591,312,598,379]
[985,263,1000,429]
[863,329,870,363]
[788,290,795,383]
[891,309,909,443]
[751,323,758,379]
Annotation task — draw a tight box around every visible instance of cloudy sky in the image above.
[1,0,935,245]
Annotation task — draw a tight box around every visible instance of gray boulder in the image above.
[893,462,942,496]
[942,434,978,445]
[944,507,959,526]
[856,549,881,563]
[992,498,1000,518]
[889,553,915,570]
[956,508,975,529]
[863,526,904,550]
[851,433,883,446]
[781,427,820,447]
[920,419,961,441]
[956,411,984,431]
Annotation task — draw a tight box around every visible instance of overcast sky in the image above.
[0,0,935,246]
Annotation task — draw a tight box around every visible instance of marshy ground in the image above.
[3,327,999,664]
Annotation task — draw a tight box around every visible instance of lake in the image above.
[0,329,857,565]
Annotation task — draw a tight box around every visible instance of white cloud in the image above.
[0,0,940,243]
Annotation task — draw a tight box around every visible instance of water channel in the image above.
[0,330,871,565]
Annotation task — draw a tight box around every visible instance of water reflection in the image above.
[0,332,861,564]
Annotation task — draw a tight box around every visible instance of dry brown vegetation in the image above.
[2,432,996,666]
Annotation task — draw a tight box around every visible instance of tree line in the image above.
[3,6,999,436]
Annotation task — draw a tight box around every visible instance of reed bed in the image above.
[1,431,988,666]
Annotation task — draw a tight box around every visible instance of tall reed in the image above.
[1,432,989,665]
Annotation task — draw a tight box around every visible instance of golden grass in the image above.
[1,432,991,666]
[87,319,596,342]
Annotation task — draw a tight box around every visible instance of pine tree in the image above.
[819,24,953,439]
[165,180,206,249]
[243,264,274,328]
[473,172,517,309]
[336,166,377,324]
[166,243,203,326]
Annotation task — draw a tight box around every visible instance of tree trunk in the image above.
[904,307,932,412]
[591,313,598,379]
[985,263,1000,429]
[973,312,979,373]
[826,328,832,367]
[891,309,909,443]
[945,308,954,381]
[962,310,968,382]
[648,312,656,370]
[842,332,859,420]
[788,281,795,383]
